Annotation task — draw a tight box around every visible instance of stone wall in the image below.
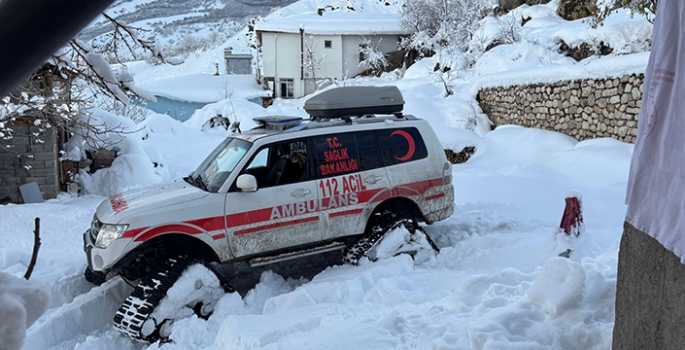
[478,74,645,143]
[0,120,59,203]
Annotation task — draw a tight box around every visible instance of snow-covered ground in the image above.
[3,122,631,350]
[0,0,654,349]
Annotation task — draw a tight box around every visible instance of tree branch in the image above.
[24,217,41,280]
[101,12,165,63]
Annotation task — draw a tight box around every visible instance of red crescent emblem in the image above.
[390,130,415,161]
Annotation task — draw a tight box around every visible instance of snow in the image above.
[0,0,656,348]
[63,109,164,197]
[254,12,407,35]
[0,272,51,350]
[3,117,632,350]
[184,97,269,133]
[140,74,271,103]
[145,264,225,339]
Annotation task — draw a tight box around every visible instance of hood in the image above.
[96,179,208,224]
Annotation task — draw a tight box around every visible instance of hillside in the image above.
[81,0,298,42]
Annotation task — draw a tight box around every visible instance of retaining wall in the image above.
[478,73,645,143]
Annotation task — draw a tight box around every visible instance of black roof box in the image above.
[304,86,404,119]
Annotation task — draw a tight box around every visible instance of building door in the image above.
[279,78,294,98]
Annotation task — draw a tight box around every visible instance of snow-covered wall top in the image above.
[473,52,649,93]
[255,12,407,35]
[140,74,271,103]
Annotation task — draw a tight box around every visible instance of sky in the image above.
[0,0,654,349]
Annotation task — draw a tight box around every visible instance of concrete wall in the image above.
[478,74,645,143]
[260,32,308,98]
[613,223,685,349]
[0,120,59,203]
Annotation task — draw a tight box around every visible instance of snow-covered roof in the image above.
[255,12,407,36]
[141,74,271,103]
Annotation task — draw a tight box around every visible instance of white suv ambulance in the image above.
[83,86,454,341]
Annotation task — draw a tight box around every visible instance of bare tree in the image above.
[0,13,166,154]
[358,37,389,76]
[302,35,324,91]
[400,0,492,63]
[591,0,658,26]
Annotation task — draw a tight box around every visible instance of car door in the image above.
[224,138,322,258]
[312,131,390,241]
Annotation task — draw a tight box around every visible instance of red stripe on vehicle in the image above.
[120,178,446,239]
[426,193,445,201]
[187,216,225,233]
[234,216,319,236]
[122,227,147,239]
[329,208,364,218]
[133,224,203,242]
[212,233,226,240]
[371,190,392,203]
[392,187,421,197]
[404,178,444,193]
[356,188,385,203]
[226,208,273,228]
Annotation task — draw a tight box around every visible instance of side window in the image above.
[239,139,310,189]
[354,131,382,171]
[245,148,268,170]
[313,133,360,178]
[376,127,428,166]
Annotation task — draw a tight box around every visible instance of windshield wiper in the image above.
[185,174,208,191]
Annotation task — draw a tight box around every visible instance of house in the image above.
[225,48,253,75]
[142,74,271,121]
[255,11,408,99]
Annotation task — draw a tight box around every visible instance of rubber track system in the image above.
[343,212,409,265]
[343,215,439,265]
[113,256,189,342]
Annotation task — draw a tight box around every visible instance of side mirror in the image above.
[237,174,258,193]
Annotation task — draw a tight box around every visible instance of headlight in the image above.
[94,224,129,249]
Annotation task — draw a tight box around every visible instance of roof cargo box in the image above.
[304,86,404,119]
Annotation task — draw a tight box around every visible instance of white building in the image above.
[255,11,407,99]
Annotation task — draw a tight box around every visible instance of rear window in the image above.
[376,127,427,166]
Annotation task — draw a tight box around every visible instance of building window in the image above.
[324,40,332,49]
[279,79,294,98]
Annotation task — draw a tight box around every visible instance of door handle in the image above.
[291,188,311,198]
[364,175,383,184]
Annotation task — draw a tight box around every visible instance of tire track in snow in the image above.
[23,278,134,350]
[45,271,95,310]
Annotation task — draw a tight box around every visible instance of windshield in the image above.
[187,137,251,192]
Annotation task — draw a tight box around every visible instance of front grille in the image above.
[89,216,101,242]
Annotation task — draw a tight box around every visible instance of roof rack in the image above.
[253,116,303,131]
[303,86,404,122]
